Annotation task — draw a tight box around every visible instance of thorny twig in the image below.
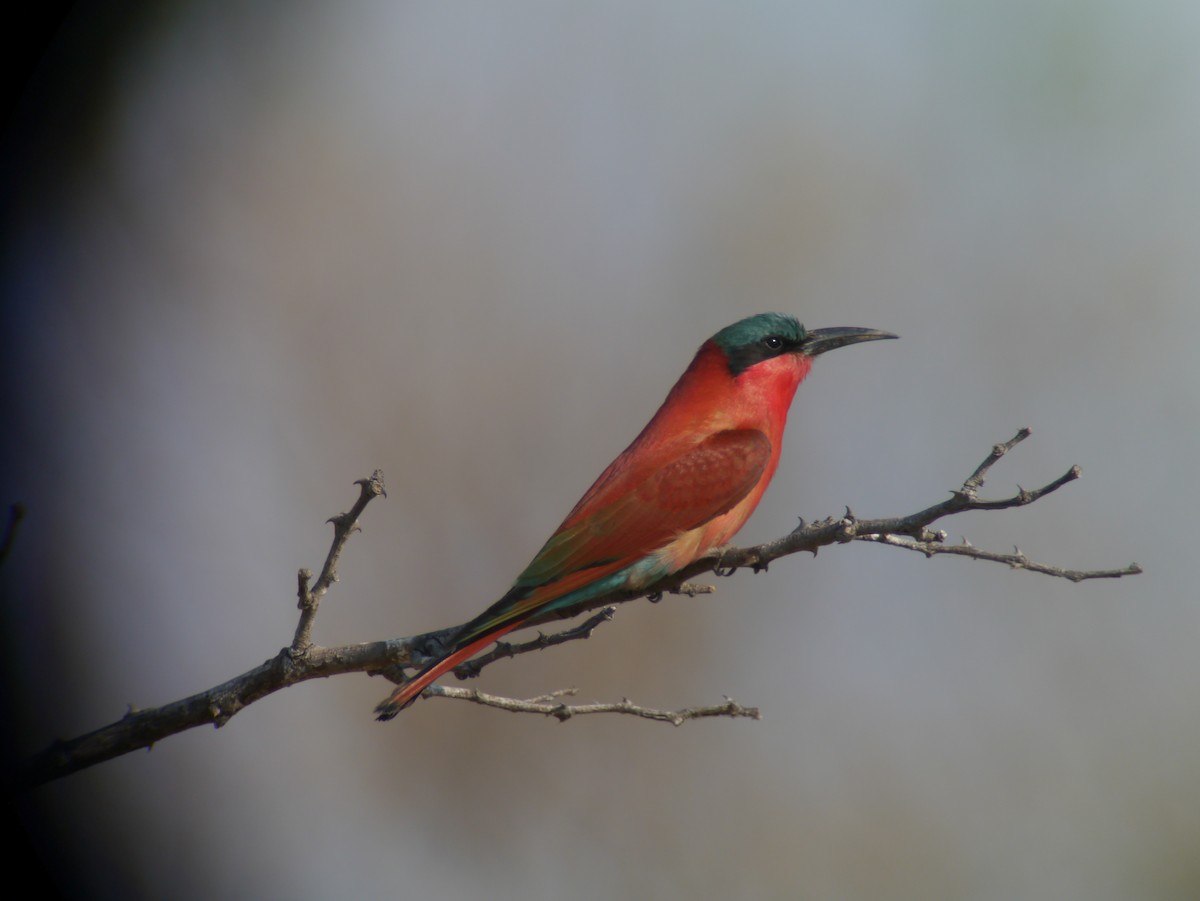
[292,471,387,651]
[426,685,761,725]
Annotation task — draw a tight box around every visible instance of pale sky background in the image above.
[3,3,1199,899]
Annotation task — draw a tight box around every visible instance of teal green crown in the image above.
[711,313,805,376]
[711,312,804,354]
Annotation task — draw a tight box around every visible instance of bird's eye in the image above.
[762,335,784,351]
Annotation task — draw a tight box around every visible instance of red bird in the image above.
[376,313,895,719]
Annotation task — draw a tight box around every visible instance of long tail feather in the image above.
[374,619,526,720]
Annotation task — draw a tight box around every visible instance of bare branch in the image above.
[21,638,395,786]
[453,606,619,679]
[622,428,1136,603]
[426,685,761,725]
[23,474,389,787]
[857,534,1142,582]
[292,470,386,651]
[961,426,1031,495]
[447,582,718,680]
[22,431,1142,785]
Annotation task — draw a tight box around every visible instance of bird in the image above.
[375,312,895,719]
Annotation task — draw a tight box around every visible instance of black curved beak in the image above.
[800,327,898,357]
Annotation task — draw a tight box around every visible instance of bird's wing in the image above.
[382,428,773,716]
[514,428,772,592]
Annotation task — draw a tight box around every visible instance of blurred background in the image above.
[2,2,1197,898]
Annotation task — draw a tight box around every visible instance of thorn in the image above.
[843,506,856,521]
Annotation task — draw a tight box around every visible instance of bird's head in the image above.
[712,313,897,377]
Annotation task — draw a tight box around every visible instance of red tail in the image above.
[374,619,525,720]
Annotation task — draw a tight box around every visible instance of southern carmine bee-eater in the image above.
[375,313,895,719]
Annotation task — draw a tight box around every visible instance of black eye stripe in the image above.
[724,333,800,376]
